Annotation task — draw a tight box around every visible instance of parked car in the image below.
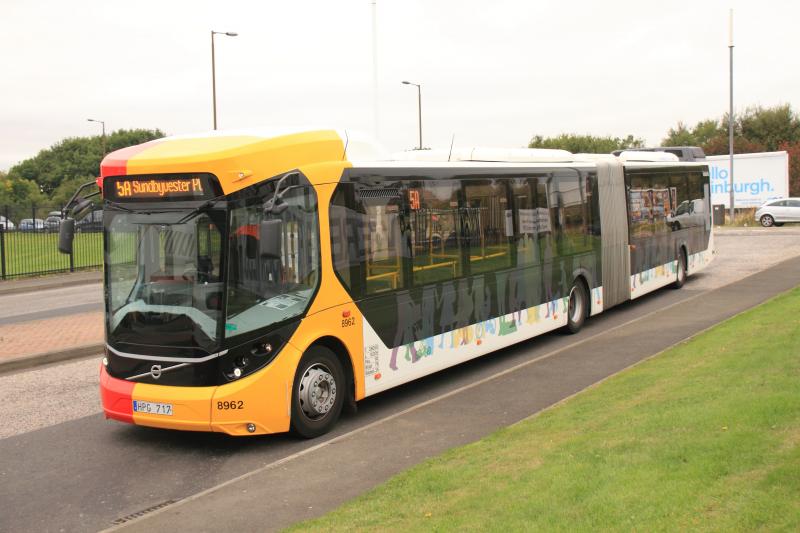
[44,211,62,231]
[76,210,103,232]
[755,198,800,227]
[0,215,15,231]
[19,218,45,231]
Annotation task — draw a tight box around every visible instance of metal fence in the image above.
[0,204,103,280]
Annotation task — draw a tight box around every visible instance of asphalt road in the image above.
[1,228,799,533]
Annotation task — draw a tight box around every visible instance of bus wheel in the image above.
[291,346,345,439]
[673,249,687,289]
[566,281,588,334]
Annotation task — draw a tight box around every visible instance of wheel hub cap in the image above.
[299,365,337,419]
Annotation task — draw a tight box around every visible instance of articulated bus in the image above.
[60,129,713,438]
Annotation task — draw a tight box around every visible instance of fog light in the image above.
[233,367,242,378]
[246,423,256,433]
[264,343,272,354]
[102,357,108,367]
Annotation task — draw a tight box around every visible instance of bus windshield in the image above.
[104,184,321,353]
[105,209,227,352]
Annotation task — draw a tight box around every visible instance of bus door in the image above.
[596,160,630,310]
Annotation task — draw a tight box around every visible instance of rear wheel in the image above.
[566,280,588,334]
[775,222,785,227]
[672,249,687,289]
[760,214,774,227]
[290,346,345,439]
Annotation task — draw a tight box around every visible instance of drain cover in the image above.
[112,500,177,525]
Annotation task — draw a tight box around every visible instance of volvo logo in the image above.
[125,362,192,382]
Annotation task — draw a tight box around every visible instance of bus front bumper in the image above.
[99,353,297,436]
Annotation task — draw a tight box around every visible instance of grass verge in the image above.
[291,287,800,532]
[2,231,102,277]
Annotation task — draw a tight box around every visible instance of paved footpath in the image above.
[0,272,103,372]
[112,254,800,533]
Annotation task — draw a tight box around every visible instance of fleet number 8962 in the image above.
[217,400,244,410]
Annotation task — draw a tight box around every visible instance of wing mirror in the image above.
[259,220,282,259]
[70,197,94,221]
[58,218,75,254]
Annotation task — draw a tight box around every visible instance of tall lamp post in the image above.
[402,80,422,150]
[87,118,106,157]
[211,30,238,130]
[728,10,735,223]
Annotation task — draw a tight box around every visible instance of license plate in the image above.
[132,400,173,416]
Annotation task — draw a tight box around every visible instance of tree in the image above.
[49,175,99,210]
[664,104,800,197]
[737,104,800,151]
[8,128,165,197]
[0,171,46,208]
[662,119,722,147]
[778,141,800,196]
[528,133,644,154]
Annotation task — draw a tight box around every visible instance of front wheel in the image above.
[760,214,774,227]
[290,346,345,439]
[566,281,588,334]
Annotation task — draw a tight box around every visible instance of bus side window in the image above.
[628,175,652,239]
[511,178,538,267]
[410,180,463,285]
[330,183,408,297]
[330,184,366,298]
[556,171,591,254]
[533,176,554,260]
[360,186,407,295]
[463,179,512,275]
[650,173,669,234]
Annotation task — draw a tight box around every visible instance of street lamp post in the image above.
[402,81,422,150]
[728,9,735,223]
[87,118,106,157]
[211,30,238,130]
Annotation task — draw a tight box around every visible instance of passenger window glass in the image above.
[650,174,669,234]
[226,185,319,337]
[330,183,408,297]
[628,175,652,238]
[556,173,593,253]
[361,188,406,294]
[409,180,463,284]
[511,178,538,266]
[463,179,512,274]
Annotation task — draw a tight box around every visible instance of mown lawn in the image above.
[2,231,102,277]
[291,287,800,532]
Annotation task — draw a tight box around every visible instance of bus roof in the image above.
[99,128,707,193]
[99,128,389,193]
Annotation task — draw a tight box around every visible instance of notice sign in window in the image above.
[106,174,218,202]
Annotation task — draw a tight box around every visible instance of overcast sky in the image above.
[2,0,798,171]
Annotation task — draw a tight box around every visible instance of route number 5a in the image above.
[116,181,132,197]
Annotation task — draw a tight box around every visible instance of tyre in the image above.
[290,345,346,439]
[672,249,687,289]
[566,280,588,334]
[760,214,774,227]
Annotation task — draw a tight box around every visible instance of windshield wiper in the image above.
[177,194,227,224]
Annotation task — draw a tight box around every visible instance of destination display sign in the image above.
[106,174,220,202]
